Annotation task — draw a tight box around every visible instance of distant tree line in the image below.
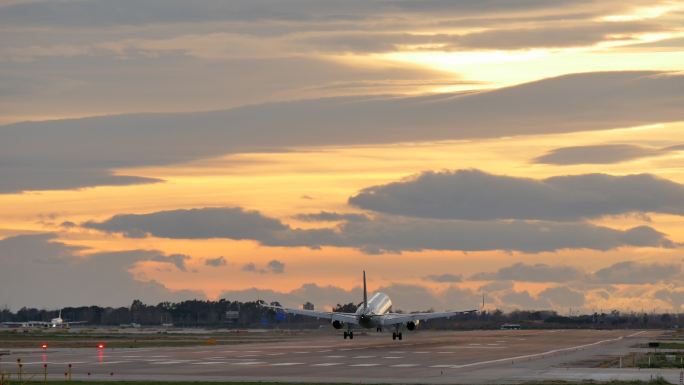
[1,300,682,329]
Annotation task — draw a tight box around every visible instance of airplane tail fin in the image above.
[363,270,368,311]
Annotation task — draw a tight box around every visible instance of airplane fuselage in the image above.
[355,292,392,328]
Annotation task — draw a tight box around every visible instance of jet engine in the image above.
[332,320,344,329]
[406,320,420,331]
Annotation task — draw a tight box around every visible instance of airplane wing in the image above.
[262,304,359,325]
[380,309,478,326]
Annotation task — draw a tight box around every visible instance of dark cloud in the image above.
[294,211,369,222]
[205,256,227,267]
[424,274,463,283]
[267,259,285,274]
[535,144,684,165]
[0,0,627,27]
[471,263,586,282]
[83,206,676,253]
[593,261,681,284]
[242,262,258,272]
[2,71,683,193]
[83,207,288,239]
[655,289,684,309]
[539,286,585,307]
[0,234,203,310]
[242,260,285,274]
[349,169,684,221]
[0,167,162,194]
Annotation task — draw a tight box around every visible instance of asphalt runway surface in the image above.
[1,329,676,383]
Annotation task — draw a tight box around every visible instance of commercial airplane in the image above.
[264,271,477,340]
[1,310,86,329]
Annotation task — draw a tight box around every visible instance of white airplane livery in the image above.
[266,271,477,340]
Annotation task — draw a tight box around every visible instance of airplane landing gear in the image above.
[376,327,382,332]
[343,331,354,339]
[392,332,403,340]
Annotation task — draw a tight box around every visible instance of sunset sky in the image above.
[1,0,684,314]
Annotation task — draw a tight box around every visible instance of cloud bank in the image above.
[349,169,684,221]
[2,71,683,193]
[0,234,203,310]
[82,206,675,253]
[534,144,684,165]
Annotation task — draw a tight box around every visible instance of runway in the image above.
[1,329,675,383]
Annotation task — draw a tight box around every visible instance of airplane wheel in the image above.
[349,332,354,339]
[343,331,348,339]
[392,332,396,340]
[398,333,403,340]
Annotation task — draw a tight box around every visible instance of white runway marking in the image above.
[270,362,304,366]
[294,351,310,354]
[267,353,285,356]
[353,355,376,358]
[383,356,403,359]
[192,362,226,365]
[449,335,628,370]
[326,355,345,358]
[151,361,194,365]
[391,363,419,367]
[100,361,131,365]
[350,363,380,367]
[437,351,453,354]
[430,364,453,368]
[233,361,266,365]
[312,362,343,366]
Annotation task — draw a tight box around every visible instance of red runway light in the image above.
[41,343,48,349]
[97,343,105,349]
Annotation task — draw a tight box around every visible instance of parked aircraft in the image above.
[264,271,477,340]
[1,310,86,329]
